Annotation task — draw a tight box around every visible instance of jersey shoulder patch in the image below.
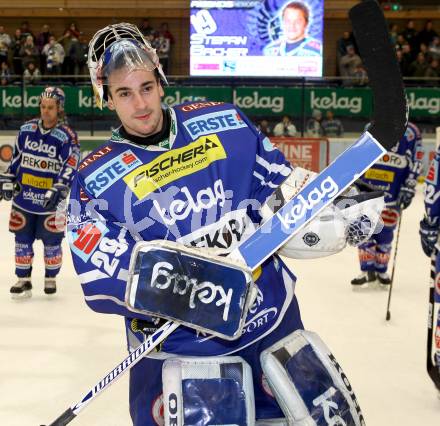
[78,142,115,174]
[20,120,38,133]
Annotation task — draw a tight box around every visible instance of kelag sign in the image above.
[1,85,439,117]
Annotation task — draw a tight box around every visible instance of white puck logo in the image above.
[303,232,320,247]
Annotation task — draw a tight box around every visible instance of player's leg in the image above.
[37,213,65,294]
[8,207,36,298]
[351,239,377,286]
[259,329,365,425]
[374,208,399,285]
[129,355,166,426]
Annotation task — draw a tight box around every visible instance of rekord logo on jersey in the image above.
[68,221,109,262]
[183,109,247,139]
[21,152,61,173]
[277,176,339,230]
[84,150,142,197]
[375,152,407,169]
[124,134,226,200]
[177,210,256,254]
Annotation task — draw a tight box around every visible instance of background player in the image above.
[67,23,382,424]
[351,122,424,286]
[0,87,80,298]
[420,144,440,390]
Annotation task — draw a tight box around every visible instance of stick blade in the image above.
[349,0,407,150]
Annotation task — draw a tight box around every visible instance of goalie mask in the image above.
[88,23,168,109]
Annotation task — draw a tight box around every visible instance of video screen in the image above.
[190,0,324,77]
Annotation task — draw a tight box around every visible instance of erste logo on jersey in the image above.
[84,150,142,197]
[69,221,109,262]
[21,152,61,173]
[124,135,226,200]
[183,109,247,138]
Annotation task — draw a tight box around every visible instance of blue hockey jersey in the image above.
[8,119,80,214]
[424,144,440,220]
[67,102,300,356]
[359,122,423,206]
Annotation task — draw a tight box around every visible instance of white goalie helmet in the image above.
[87,22,168,109]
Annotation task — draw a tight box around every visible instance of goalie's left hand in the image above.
[262,181,384,259]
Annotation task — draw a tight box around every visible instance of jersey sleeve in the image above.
[67,177,149,319]
[405,124,424,183]
[56,126,81,187]
[7,134,23,177]
[237,109,293,205]
[424,145,440,221]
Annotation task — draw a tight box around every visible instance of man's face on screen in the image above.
[107,68,164,138]
[282,7,307,43]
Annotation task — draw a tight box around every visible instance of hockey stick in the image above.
[427,247,440,390]
[43,1,407,425]
[385,208,403,321]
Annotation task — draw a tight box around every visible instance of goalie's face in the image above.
[107,68,164,138]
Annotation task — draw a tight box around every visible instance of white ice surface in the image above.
[0,187,439,425]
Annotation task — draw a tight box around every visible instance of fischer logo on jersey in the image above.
[151,261,233,321]
[277,176,339,229]
[183,109,247,138]
[84,150,142,197]
[124,135,226,200]
[153,179,226,226]
[24,135,57,158]
[21,152,61,173]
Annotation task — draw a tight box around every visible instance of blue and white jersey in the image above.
[360,122,423,206]
[67,102,299,356]
[8,118,80,214]
[424,144,440,221]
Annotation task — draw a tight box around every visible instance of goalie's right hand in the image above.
[0,173,15,201]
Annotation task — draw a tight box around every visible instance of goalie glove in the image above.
[43,183,70,211]
[419,217,439,257]
[397,178,417,210]
[0,173,16,201]
[261,170,384,259]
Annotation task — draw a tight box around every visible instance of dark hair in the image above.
[282,2,309,24]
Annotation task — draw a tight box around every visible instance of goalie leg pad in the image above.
[162,355,255,426]
[260,330,365,426]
